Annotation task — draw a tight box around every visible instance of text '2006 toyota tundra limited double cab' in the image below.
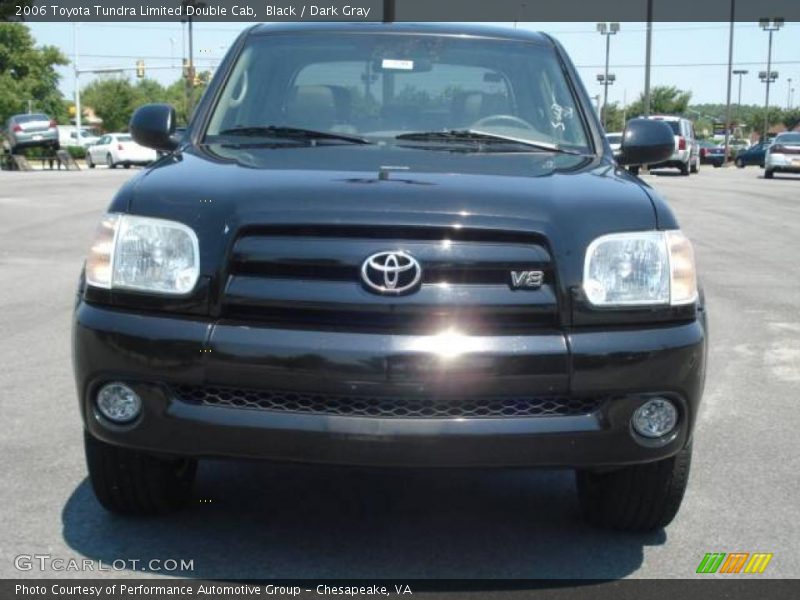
[73,23,707,531]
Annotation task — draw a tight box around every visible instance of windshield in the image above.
[205,32,590,152]
[15,114,50,123]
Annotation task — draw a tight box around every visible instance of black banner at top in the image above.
[4,0,800,22]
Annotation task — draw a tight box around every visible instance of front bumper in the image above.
[73,302,707,468]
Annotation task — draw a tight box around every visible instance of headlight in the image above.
[85,213,199,295]
[583,230,697,307]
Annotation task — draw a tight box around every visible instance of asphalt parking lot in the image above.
[0,165,798,580]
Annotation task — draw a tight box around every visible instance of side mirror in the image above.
[618,118,674,166]
[130,103,178,152]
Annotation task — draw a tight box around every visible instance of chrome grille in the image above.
[221,225,559,333]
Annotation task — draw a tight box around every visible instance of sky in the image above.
[26,20,800,111]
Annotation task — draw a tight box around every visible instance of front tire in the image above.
[765,169,774,179]
[736,158,744,168]
[84,431,197,515]
[86,153,95,169]
[576,444,692,532]
[628,165,640,176]
[106,154,116,169]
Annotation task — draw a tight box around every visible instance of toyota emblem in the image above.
[360,251,422,295]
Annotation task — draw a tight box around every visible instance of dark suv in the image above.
[73,23,706,531]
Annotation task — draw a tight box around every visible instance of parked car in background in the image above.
[704,146,727,168]
[605,132,622,158]
[637,115,699,175]
[729,138,750,154]
[4,113,59,154]
[58,125,101,148]
[735,142,769,168]
[86,133,157,168]
[698,140,720,166]
[764,132,800,179]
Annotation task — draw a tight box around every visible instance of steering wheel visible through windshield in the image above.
[205,31,591,153]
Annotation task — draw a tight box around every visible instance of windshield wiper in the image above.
[395,129,581,154]
[216,126,371,145]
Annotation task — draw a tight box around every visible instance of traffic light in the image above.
[192,71,210,87]
[136,60,145,78]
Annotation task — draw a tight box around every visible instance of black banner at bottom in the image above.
[3,579,800,600]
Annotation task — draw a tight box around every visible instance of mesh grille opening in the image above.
[173,385,603,419]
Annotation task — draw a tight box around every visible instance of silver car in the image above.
[4,113,60,154]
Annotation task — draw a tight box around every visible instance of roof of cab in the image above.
[249,22,552,45]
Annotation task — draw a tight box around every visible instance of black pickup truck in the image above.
[73,23,706,531]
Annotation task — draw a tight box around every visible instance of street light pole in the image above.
[732,69,748,133]
[759,17,783,142]
[597,22,619,129]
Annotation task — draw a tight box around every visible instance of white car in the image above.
[605,132,623,158]
[764,132,800,179]
[638,115,700,176]
[58,126,100,149]
[86,133,157,169]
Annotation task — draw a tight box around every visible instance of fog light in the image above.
[96,382,141,424]
[632,398,677,438]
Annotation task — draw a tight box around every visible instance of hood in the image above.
[121,144,659,286]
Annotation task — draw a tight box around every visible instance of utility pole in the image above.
[188,15,194,114]
[73,22,82,148]
[788,78,793,109]
[644,0,653,116]
[759,17,783,142]
[181,1,205,118]
[383,0,395,22]
[723,0,735,164]
[597,22,619,129]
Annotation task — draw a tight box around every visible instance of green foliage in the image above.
[0,23,68,124]
[81,77,139,132]
[744,106,785,135]
[627,86,692,118]
[781,108,800,132]
[600,102,625,132]
[0,0,32,20]
[65,145,86,159]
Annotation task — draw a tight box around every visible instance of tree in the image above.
[81,77,139,132]
[781,108,800,132]
[133,78,168,107]
[745,106,784,137]
[164,74,210,126]
[600,102,625,132]
[627,86,692,117]
[0,23,68,124]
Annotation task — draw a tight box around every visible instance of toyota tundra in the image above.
[73,23,707,531]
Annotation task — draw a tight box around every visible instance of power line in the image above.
[575,60,800,69]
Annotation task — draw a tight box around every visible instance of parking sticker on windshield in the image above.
[382,59,414,70]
